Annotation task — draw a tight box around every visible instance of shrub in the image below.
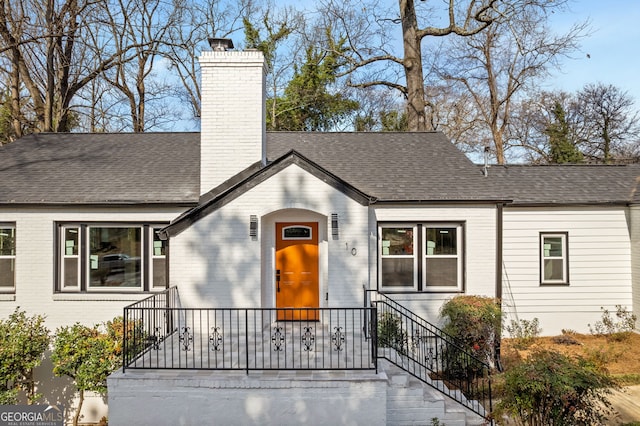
[505,318,541,349]
[0,308,50,404]
[588,305,637,341]
[52,318,124,426]
[377,312,407,354]
[440,295,501,370]
[496,349,618,425]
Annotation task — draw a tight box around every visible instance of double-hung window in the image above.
[379,223,463,292]
[0,225,16,291]
[540,232,568,284]
[57,223,168,292]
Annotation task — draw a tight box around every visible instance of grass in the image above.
[500,331,640,384]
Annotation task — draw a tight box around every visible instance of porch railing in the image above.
[366,290,493,421]
[123,287,377,372]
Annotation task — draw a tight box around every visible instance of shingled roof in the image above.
[1,131,639,206]
[267,132,498,202]
[484,164,640,205]
[0,132,200,204]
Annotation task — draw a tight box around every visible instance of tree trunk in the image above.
[73,389,84,426]
[399,0,427,131]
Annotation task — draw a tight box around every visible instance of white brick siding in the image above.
[169,164,370,310]
[199,50,266,194]
[0,206,184,330]
[371,205,498,325]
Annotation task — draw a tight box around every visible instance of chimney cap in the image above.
[208,38,234,51]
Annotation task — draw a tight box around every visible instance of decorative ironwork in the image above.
[209,327,223,351]
[301,326,315,351]
[332,326,345,351]
[426,347,436,370]
[146,326,162,350]
[271,326,285,351]
[179,327,193,351]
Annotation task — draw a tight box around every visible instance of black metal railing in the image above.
[123,287,377,372]
[366,290,492,421]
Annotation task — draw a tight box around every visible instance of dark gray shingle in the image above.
[0,132,200,204]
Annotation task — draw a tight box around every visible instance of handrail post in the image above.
[372,305,378,373]
[245,309,249,375]
[123,307,128,373]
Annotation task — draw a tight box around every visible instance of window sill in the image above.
[53,293,150,302]
[379,288,464,294]
[0,293,16,301]
[539,282,570,286]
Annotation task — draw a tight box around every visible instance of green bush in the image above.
[588,305,637,341]
[496,349,618,425]
[505,318,541,349]
[377,312,407,354]
[0,308,50,404]
[440,295,502,370]
[52,318,125,426]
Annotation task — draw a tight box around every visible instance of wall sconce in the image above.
[249,215,258,240]
[331,213,339,240]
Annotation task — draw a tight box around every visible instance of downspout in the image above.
[496,203,503,300]
[495,202,504,371]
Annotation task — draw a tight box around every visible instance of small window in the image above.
[283,226,312,240]
[61,226,80,290]
[0,225,16,290]
[151,228,167,289]
[540,233,568,284]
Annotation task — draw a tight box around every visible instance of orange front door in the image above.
[275,222,319,320]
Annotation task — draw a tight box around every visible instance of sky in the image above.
[547,0,640,102]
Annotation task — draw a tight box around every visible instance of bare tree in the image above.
[319,0,500,132]
[164,0,255,122]
[0,0,149,135]
[576,83,640,163]
[438,1,587,163]
[100,0,180,132]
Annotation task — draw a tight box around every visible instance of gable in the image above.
[161,151,372,238]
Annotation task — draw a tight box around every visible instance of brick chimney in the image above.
[198,39,266,194]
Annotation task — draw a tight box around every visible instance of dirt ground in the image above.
[500,332,640,424]
[501,332,640,378]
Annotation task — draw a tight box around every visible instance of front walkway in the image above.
[608,385,640,424]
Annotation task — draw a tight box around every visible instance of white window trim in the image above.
[150,227,167,289]
[540,232,569,285]
[282,225,313,240]
[379,224,418,291]
[422,224,463,292]
[0,224,16,292]
[60,226,80,291]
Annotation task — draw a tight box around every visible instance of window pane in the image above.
[426,258,458,287]
[0,228,15,256]
[426,227,457,255]
[544,259,564,281]
[381,258,414,287]
[153,231,166,256]
[0,258,14,287]
[89,227,141,288]
[63,258,78,288]
[64,228,79,256]
[543,237,563,257]
[153,258,166,288]
[382,228,413,255]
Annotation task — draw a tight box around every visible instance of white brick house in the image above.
[1,42,639,424]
